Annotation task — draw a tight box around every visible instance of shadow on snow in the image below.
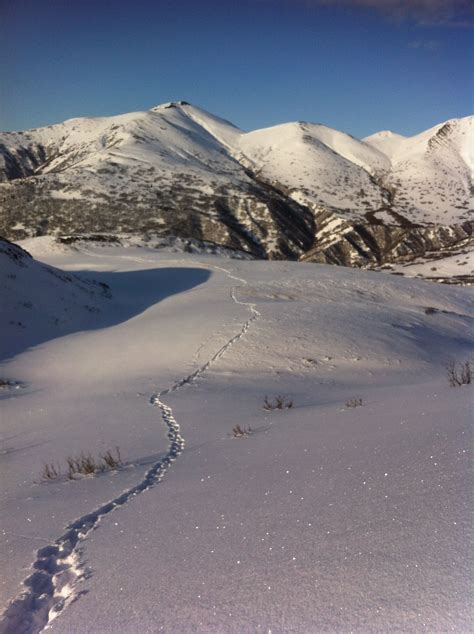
[1,267,211,362]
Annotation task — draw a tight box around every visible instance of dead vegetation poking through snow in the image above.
[0,378,22,390]
[345,397,363,408]
[42,463,60,480]
[231,425,252,438]
[263,395,293,411]
[446,360,472,387]
[42,446,123,481]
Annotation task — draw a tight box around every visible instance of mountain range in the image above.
[0,101,472,270]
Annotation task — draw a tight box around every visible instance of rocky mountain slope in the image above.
[0,102,472,269]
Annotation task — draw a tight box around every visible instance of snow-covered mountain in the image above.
[0,102,472,270]
[364,119,472,225]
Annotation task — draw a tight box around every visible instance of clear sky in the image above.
[0,0,472,137]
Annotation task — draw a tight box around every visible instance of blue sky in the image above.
[0,0,472,137]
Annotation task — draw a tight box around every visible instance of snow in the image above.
[236,121,386,215]
[362,130,408,161]
[1,238,472,632]
[387,247,474,282]
[364,117,473,224]
[1,104,471,232]
[364,118,473,173]
[48,191,83,200]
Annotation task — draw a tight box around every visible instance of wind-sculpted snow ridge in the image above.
[0,266,259,634]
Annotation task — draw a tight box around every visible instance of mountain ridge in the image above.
[0,102,472,272]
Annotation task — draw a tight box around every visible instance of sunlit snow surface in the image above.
[1,103,472,227]
[0,240,472,633]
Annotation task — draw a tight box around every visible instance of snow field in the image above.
[1,242,472,632]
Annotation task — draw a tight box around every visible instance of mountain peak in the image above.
[364,130,405,141]
[151,101,191,111]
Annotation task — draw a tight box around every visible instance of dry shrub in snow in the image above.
[446,360,472,387]
[263,395,293,411]
[231,425,252,438]
[41,447,123,481]
[0,379,21,390]
[42,463,60,480]
[345,398,363,408]
[66,453,98,478]
[101,446,122,469]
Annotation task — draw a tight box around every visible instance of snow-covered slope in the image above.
[364,117,473,225]
[0,238,112,360]
[0,102,241,181]
[236,121,387,215]
[0,103,472,269]
[0,241,472,632]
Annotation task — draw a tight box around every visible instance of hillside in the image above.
[0,103,472,271]
[364,118,473,225]
[0,238,112,360]
[0,241,472,632]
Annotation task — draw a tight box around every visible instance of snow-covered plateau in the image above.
[0,102,472,273]
[0,237,472,633]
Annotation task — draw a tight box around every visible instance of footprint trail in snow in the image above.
[0,260,259,634]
